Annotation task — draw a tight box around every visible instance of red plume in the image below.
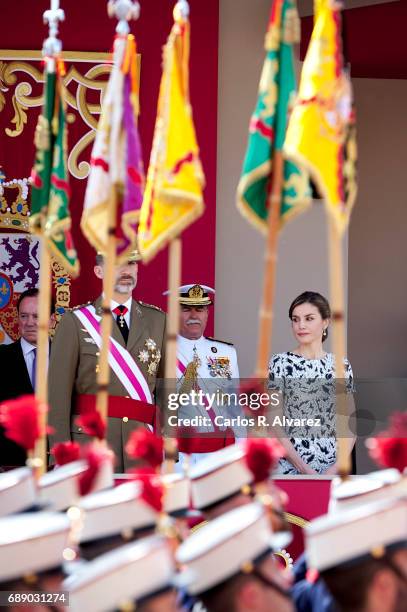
[125,429,163,469]
[76,409,106,440]
[128,468,163,512]
[367,412,407,473]
[0,395,44,451]
[245,438,285,483]
[51,441,81,466]
[78,444,113,496]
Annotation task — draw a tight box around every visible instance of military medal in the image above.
[206,356,231,379]
[138,338,161,374]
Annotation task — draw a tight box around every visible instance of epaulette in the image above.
[72,300,92,311]
[137,300,164,313]
[205,336,234,346]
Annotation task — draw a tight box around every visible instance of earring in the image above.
[322,329,327,339]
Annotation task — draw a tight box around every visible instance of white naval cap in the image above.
[163,284,215,306]
[78,481,158,544]
[39,459,114,512]
[329,468,406,513]
[162,473,191,516]
[113,471,191,517]
[0,467,37,517]
[0,512,71,583]
[177,502,292,595]
[306,495,407,572]
[190,444,253,510]
[65,535,181,612]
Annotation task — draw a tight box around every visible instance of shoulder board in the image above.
[205,336,234,347]
[72,301,92,311]
[137,300,164,313]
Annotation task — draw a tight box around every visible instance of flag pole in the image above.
[95,1,141,424]
[96,211,116,424]
[328,216,350,477]
[163,238,181,472]
[255,151,284,379]
[32,1,65,476]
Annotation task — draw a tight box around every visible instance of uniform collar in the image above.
[178,334,205,347]
[110,296,132,313]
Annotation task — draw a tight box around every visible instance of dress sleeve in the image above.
[268,353,285,393]
[344,358,355,393]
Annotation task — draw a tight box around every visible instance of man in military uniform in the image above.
[177,502,294,612]
[304,495,407,612]
[48,253,166,471]
[173,284,243,467]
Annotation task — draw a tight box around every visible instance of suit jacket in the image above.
[48,297,166,471]
[0,340,33,468]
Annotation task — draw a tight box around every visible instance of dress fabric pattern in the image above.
[268,352,354,474]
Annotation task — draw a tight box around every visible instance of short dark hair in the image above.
[289,291,331,342]
[199,573,253,612]
[17,288,39,312]
[321,557,389,611]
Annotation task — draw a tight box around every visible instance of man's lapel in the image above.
[127,300,148,353]
[94,295,126,348]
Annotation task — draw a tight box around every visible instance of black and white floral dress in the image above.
[268,352,354,475]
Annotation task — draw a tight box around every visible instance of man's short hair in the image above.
[321,557,390,612]
[200,573,253,612]
[17,288,39,313]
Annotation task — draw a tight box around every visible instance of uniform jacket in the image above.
[291,553,335,612]
[48,297,166,471]
[0,340,32,467]
[175,334,243,471]
[177,335,241,428]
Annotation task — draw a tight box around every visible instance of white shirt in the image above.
[20,337,37,386]
[110,296,132,327]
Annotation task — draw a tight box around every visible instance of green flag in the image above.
[31,66,79,277]
[237,0,311,233]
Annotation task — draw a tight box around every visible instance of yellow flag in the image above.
[138,7,205,262]
[284,0,357,233]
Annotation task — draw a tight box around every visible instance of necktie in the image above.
[113,305,129,344]
[31,348,37,390]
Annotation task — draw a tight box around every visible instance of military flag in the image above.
[138,4,205,262]
[30,59,79,277]
[284,0,357,233]
[237,0,311,234]
[81,34,144,262]
[30,61,79,276]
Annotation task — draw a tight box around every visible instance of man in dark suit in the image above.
[0,288,39,468]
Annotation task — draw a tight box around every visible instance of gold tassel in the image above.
[34,115,50,151]
[179,359,199,394]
